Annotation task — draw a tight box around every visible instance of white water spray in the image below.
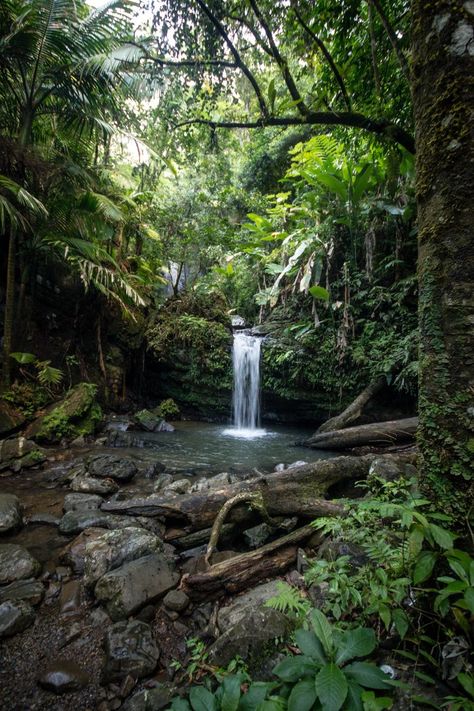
[224,332,267,439]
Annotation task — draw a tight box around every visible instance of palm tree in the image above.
[0,0,140,385]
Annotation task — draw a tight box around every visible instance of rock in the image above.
[132,409,167,433]
[0,437,46,473]
[297,548,309,574]
[94,553,180,621]
[0,401,26,436]
[29,512,60,526]
[243,522,274,548]
[70,435,86,447]
[0,544,41,584]
[172,524,234,550]
[103,620,159,682]
[90,606,111,627]
[63,493,104,512]
[60,528,107,574]
[274,463,285,472]
[88,455,138,483]
[161,479,191,495]
[0,579,44,606]
[287,460,308,470]
[369,457,418,482]
[122,685,172,711]
[26,383,102,444]
[0,600,35,637]
[189,471,240,494]
[71,475,119,495]
[84,527,163,587]
[0,493,22,533]
[59,510,138,536]
[152,473,173,492]
[307,581,330,608]
[163,590,189,613]
[217,580,282,632]
[59,580,82,615]
[38,660,90,694]
[208,607,290,666]
[318,538,369,569]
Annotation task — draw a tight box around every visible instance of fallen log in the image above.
[303,417,418,450]
[101,455,369,530]
[316,375,387,434]
[181,524,315,600]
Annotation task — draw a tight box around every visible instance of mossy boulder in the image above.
[26,383,103,444]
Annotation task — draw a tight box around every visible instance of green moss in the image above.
[33,383,102,443]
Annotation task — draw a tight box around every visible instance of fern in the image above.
[265,581,311,620]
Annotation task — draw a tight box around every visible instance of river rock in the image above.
[0,544,41,584]
[368,457,418,482]
[217,580,282,632]
[189,471,240,494]
[63,493,103,512]
[0,599,35,637]
[59,580,82,615]
[0,437,46,473]
[243,522,274,548]
[103,620,159,682]
[163,590,189,613]
[71,475,119,495]
[60,528,107,573]
[59,510,140,536]
[26,382,101,444]
[122,685,172,711]
[28,512,61,526]
[161,479,191,495]
[88,454,138,482]
[38,660,90,694]
[0,579,44,605]
[94,553,179,620]
[208,607,290,666]
[0,493,22,533]
[84,527,163,587]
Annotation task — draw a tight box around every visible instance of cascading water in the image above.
[224,331,267,438]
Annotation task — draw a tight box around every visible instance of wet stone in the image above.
[71,475,119,495]
[37,659,90,694]
[0,599,35,638]
[88,455,138,483]
[0,543,41,584]
[59,510,139,536]
[0,578,44,606]
[60,527,107,574]
[28,512,61,526]
[59,580,82,615]
[103,620,159,682]
[163,590,189,613]
[122,685,172,711]
[0,493,23,533]
[63,493,104,512]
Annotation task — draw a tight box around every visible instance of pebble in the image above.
[37,659,90,694]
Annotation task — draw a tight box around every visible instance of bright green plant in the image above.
[266,581,312,623]
[442,672,474,710]
[10,352,63,391]
[158,398,181,420]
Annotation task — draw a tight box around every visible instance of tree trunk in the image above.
[303,417,418,450]
[316,375,386,433]
[411,0,474,515]
[2,230,16,388]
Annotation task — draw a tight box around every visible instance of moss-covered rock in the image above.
[26,383,103,444]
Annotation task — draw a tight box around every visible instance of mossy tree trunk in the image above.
[411,0,474,515]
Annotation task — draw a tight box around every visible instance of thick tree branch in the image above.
[249,0,309,116]
[173,112,415,154]
[292,6,352,112]
[194,0,269,119]
[368,0,410,81]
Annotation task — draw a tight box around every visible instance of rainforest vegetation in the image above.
[0,0,472,709]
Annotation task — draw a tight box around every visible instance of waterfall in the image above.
[224,331,266,438]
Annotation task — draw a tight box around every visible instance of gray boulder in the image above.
[95,553,179,620]
[208,607,290,666]
[162,479,191,495]
[59,528,107,574]
[0,599,35,637]
[71,475,119,495]
[63,493,103,512]
[103,620,159,682]
[243,523,274,548]
[84,527,163,587]
[0,437,46,473]
[37,660,90,694]
[59,510,141,536]
[0,493,22,533]
[0,544,40,584]
[217,580,282,632]
[369,457,418,482]
[0,579,44,606]
[163,590,189,613]
[122,685,172,711]
[88,454,138,482]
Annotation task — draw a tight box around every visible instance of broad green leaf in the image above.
[309,285,329,301]
[345,681,364,711]
[315,663,348,711]
[222,675,242,711]
[352,166,372,204]
[273,656,316,682]
[311,610,334,656]
[287,679,317,711]
[429,524,455,550]
[189,687,217,711]
[256,699,287,711]
[391,609,409,640]
[360,690,393,709]
[10,352,36,364]
[458,672,474,698]
[413,551,438,584]
[378,604,391,630]
[312,172,348,201]
[335,628,376,665]
[295,629,327,664]
[239,683,275,711]
[344,663,391,690]
[170,699,192,711]
[464,587,474,613]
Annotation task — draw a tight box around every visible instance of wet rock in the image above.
[60,528,107,573]
[163,590,189,613]
[122,685,172,711]
[88,455,138,483]
[59,510,139,535]
[274,463,285,472]
[142,462,167,479]
[369,457,418,482]
[0,544,41,584]
[0,437,46,473]
[0,599,35,637]
[63,493,103,512]
[103,620,159,682]
[243,522,274,548]
[217,580,282,632]
[38,659,90,694]
[133,409,165,432]
[209,608,290,666]
[0,579,44,606]
[0,493,22,533]
[307,581,329,608]
[152,473,173,492]
[181,550,237,576]
[161,479,191,495]
[71,475,119,495]
[95,553,179,621]
[90,606,111,627]
[188,471,239,494]
[0,401,26,436]
[297,547,309,574]
[84,527,163,587]
[59,580,82,615]
[29,512,61,526]
[120,674,137,698]
[287,460,308,470]
[318,538,369,569]
[172,524,233,551]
